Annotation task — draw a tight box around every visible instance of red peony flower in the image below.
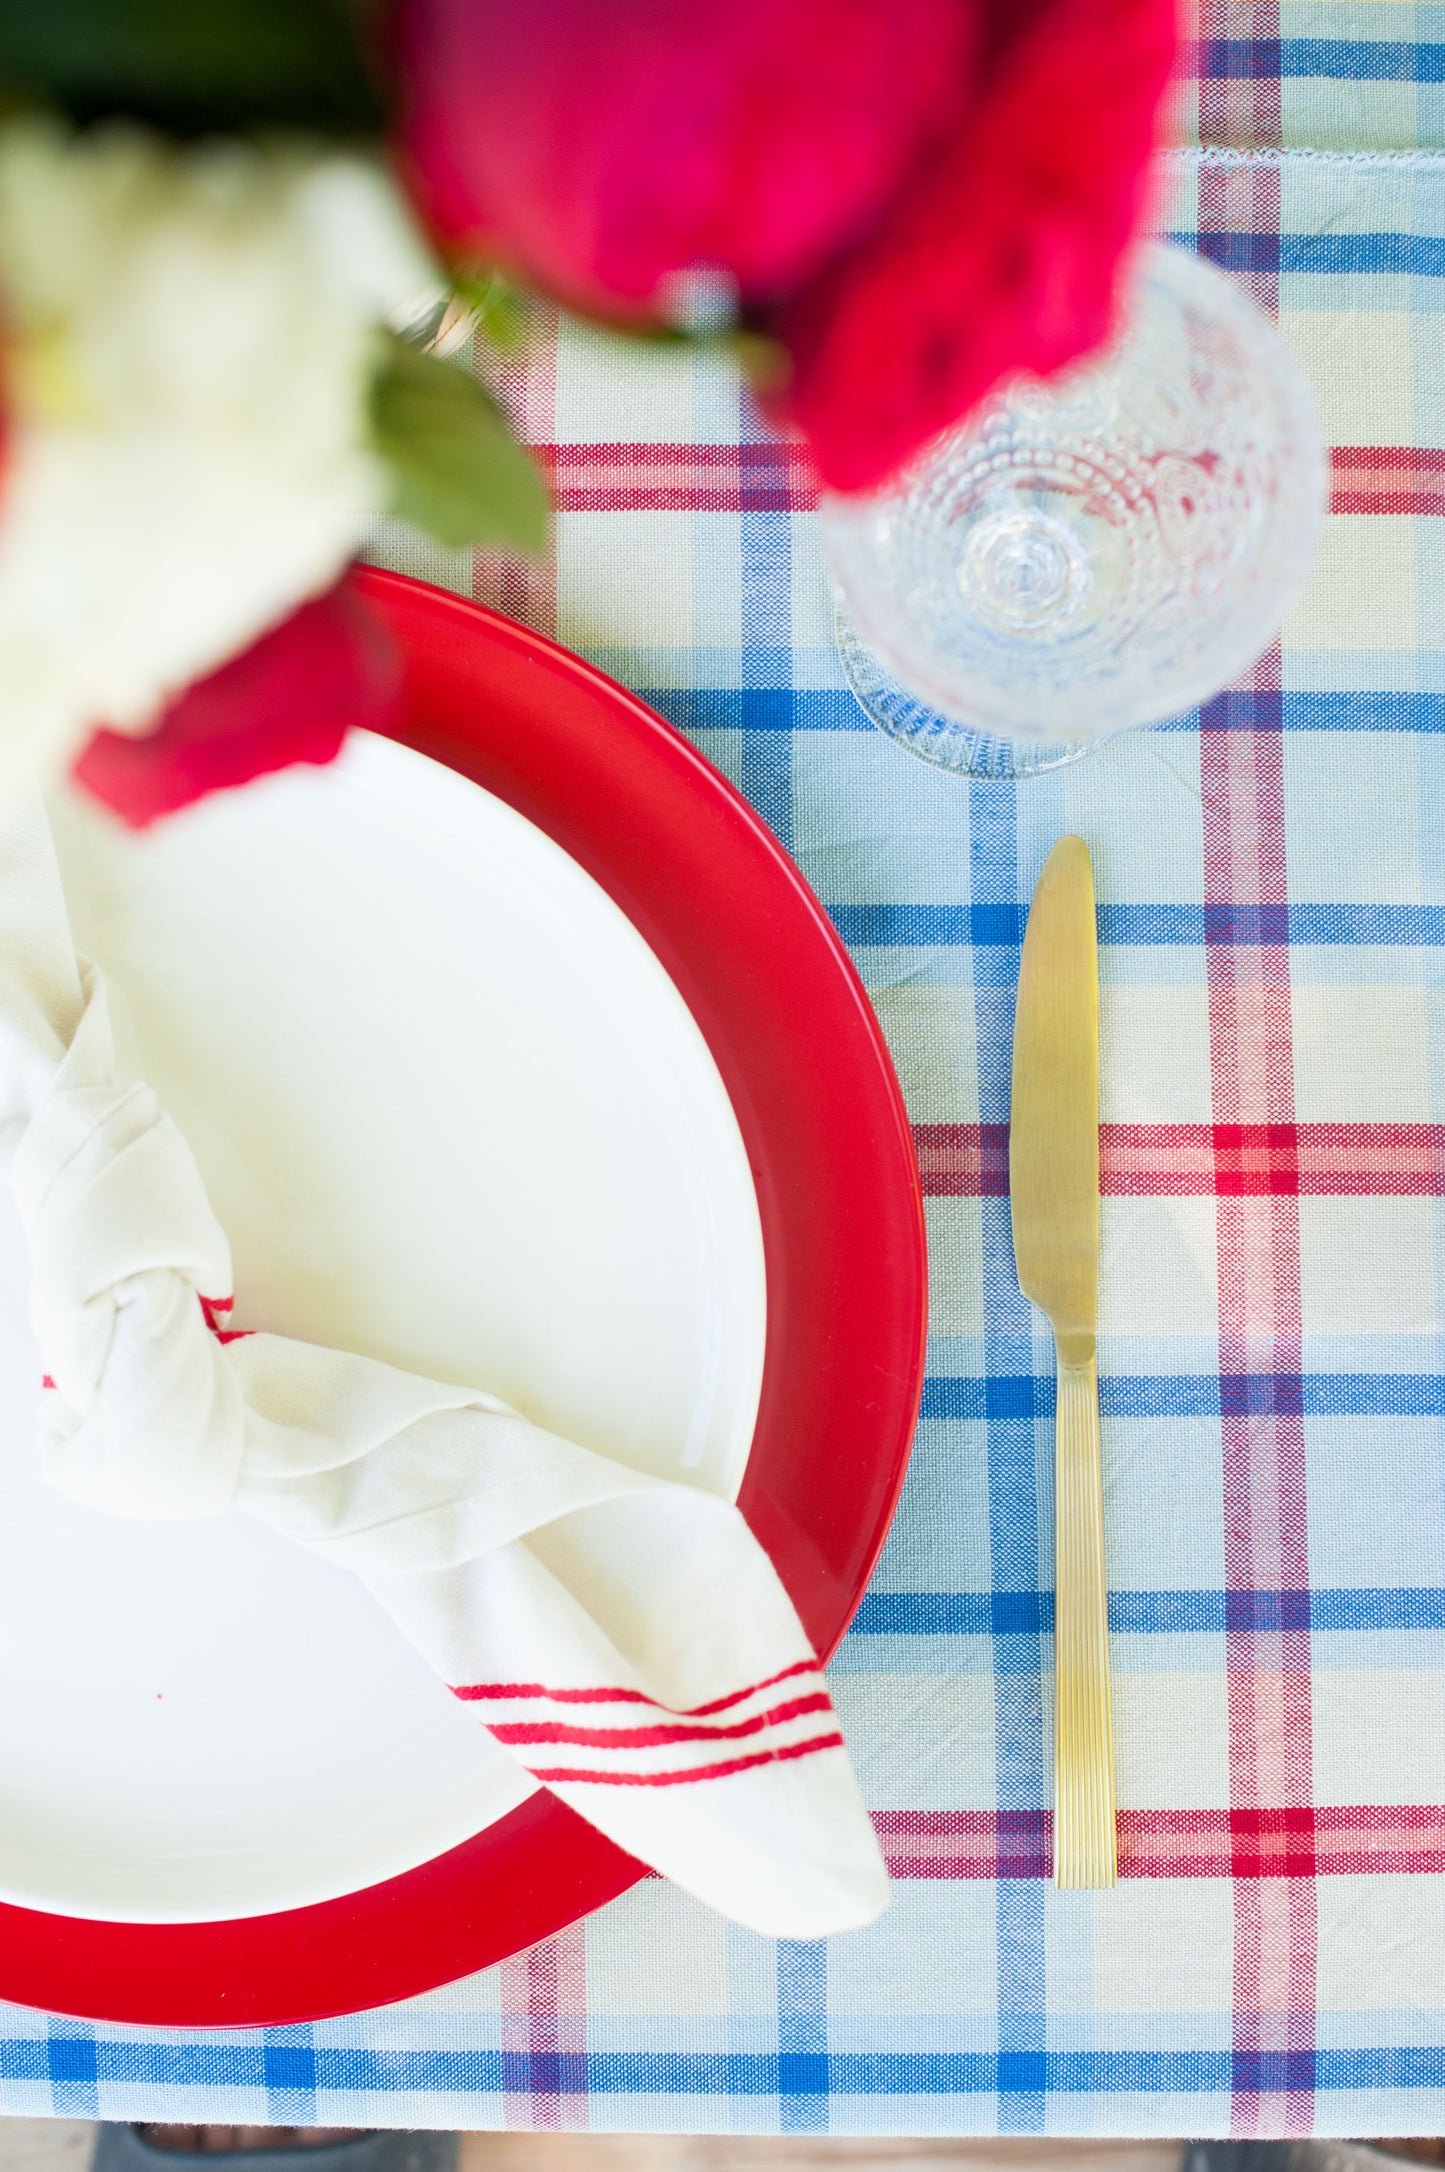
[73,574,402,829]
[393,0,1177,493]
[760,0,1178,491]
[396,0,972,320]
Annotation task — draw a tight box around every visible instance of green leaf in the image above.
[449,270,531,354]
[369,333,551,557]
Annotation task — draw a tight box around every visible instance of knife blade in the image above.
[1009,835,1115,1889]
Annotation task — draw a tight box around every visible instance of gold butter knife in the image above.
[1009,835,1116,1889]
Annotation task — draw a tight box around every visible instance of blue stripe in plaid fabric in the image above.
[921,1373,1445,1417]
[644,689,869,733]
[831,903,1445,946]
[853,1590,1445,1634]
[46,2024,98,2121]
[652,692,1445,735]
[777,1942,829,2132]
[1201,40,1445,84]
[651,693,1445,736]
[16,2039,1445,2098]
[1183,232,1445,276]
[971,783,1050,2136]
[263,2031,319,2127]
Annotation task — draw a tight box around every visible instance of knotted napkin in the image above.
[0,786,889,1937]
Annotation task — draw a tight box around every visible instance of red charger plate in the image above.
[6,569,926,2026]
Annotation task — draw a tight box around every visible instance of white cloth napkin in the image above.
[0,788,889,1937]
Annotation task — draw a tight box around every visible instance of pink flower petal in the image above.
[73,575,402,828]
[394,0,970,310]
[762,0,1179,492]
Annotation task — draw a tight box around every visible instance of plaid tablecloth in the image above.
[9,12,1445,2142]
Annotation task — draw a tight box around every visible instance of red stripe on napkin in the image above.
[488,1689,834,1750]
[530,1731,846,1787]
[452,1657,819,1716]
[39,1289,253,1391]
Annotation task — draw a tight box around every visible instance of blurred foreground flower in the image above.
[395,0,1177,494]
[73,572,401,826]
[0,0,1173,818]
[762,0,1179,492]
[0,122,423,793]
[0,118,549,816]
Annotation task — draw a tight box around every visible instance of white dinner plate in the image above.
[0,733,766,1923]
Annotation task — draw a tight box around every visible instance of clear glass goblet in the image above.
[818,243,1327,780]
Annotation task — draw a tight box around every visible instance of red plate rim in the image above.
[5,570,926,2027]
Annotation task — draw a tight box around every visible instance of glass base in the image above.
[834,609,1089,781]
[821,246,1326,756]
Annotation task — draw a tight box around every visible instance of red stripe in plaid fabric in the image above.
[531,1731,845,1787]
[443,437,1444,524]
[1201,643,1316,2137]
[874,1807,1445,1880]
[876,1810,1052,1879]
[502,1928,587,2131]
[1127,1807,1445,1878]
[537,441,820,514]
[1331,447,1445,517]
[453,1657,818,1714]
[915,1122,1013,1196]
[1194,0,1282,149]
[915,1121,1445,1197]
[1197,146,1281,318]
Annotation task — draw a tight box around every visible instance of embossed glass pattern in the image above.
[819,244,1327,778]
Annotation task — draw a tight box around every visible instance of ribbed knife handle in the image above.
[1054,1354,1116,1889]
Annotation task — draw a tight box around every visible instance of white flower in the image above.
[0,121,437,784]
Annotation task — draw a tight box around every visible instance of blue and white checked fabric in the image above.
[10,21,1445,2138]
[1178,0,1445,149]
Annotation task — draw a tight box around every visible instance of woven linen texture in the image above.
[10,34,1445,2130]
